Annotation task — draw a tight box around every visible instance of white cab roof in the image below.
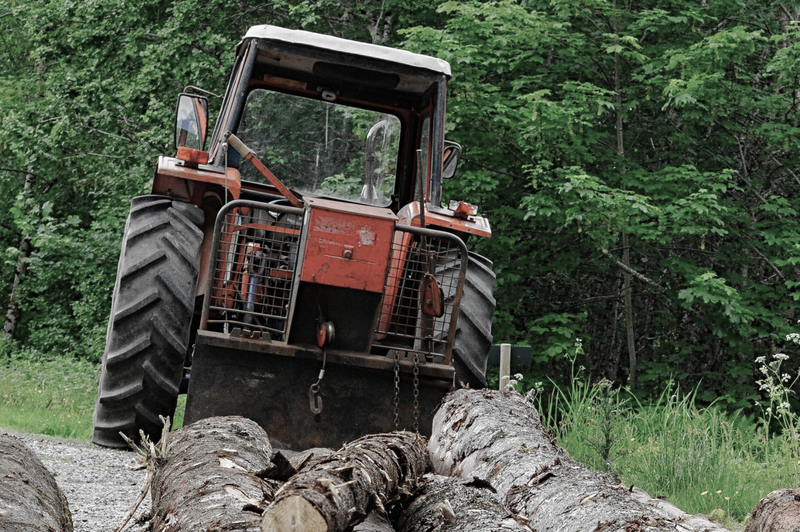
[243,25,451,78]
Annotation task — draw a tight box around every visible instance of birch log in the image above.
[430,389,729,532]
[744,488,800,532]
[261,431,428,532]
[0,434,73,532]
[151,416,280,532]
[397,474,528,532]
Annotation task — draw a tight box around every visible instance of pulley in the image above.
[316,320,335,348]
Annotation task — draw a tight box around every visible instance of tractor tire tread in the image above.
[120,250,167,280]
[92,196,203,448]
[105,334,151,367]
[451,252,496,387]
[99,380,143,404]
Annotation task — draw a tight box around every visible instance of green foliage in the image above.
[402,0,800,406]
[529,373,800,527]
[0,348,97,440]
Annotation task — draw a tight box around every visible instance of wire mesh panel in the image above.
[203,200,305,343]
[374,225,467,363]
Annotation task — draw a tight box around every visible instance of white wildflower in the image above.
[514,373,524,380]
[787,333,800,343]
[774,353,790,361]
[755,356,766,364]
[783,373,791,383]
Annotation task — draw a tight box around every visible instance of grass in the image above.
[0,354,98,441]
[530,375,800,529]
[0,352,187,443]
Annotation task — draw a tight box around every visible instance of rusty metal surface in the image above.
[201,200,306,341]
[397,201,492,238]
[185,331,453,449]
[300,198,396,292]
[154,156,242,199]
[375,225,467,364]
[193,330,455,380]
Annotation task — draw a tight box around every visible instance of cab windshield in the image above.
[237,89,401,206]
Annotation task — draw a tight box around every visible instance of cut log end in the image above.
[261,495,327,532]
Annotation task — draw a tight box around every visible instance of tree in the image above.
[403,0,800,406]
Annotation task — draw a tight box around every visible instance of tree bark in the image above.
[429,389,730,532]
[261,431,428,532]
[151,416,280,532]
[622,232,637,386]
[3,167,33,341]
[397,474,528,532]
[744,488,800,532]
[0,434,73,532]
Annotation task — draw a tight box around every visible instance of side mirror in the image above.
[442,141,462,179]
[174,94,209,150]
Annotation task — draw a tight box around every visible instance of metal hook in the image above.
[307,348,326,415]
[308,383,323,415]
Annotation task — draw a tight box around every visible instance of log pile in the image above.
[0,434,73,532]
[3,390,789,531]
[139,389,741,532]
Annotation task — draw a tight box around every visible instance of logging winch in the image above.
[92,24,496,450]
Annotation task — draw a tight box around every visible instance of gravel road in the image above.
[1,428,151,532]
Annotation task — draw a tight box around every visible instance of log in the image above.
[151,416,280,532]
[397,474,528,532]
[282,446,394,532]
[261,431,428,532]
[744,488,800,532]
[0,434,73,532]
[430,389,729,532]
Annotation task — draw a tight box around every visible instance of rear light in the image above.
[176,146,209,168]
[449,200,478,219]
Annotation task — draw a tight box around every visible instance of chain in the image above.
[412,352,420,433]
[393,351,401,429]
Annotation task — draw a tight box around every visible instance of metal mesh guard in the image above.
[205,200,305,342]
[374,225,467,363]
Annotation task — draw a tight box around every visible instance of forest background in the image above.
[1,0,800,412]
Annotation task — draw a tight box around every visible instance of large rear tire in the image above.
[92,195,204,448]
[451,252,496,388]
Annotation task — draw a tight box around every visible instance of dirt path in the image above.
[1,428,150,532]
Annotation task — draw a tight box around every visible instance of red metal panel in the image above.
[153,156,242,199]
[396,201,492,238]
[301,198,397,292]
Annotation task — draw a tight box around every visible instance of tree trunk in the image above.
[744,488,800,532]
[3,167,33,341]
[429,389,730,532]
[151,416,280,532]
[397,474,528,532]
[0,434,73,532]
[261,431,428,532]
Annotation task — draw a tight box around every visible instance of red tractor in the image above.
[92,25,495,449]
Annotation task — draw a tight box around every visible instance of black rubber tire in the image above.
[92,195,204,448]
[447,251,496,388]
